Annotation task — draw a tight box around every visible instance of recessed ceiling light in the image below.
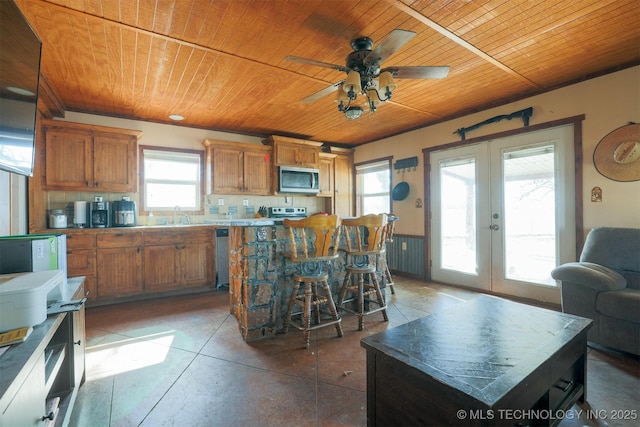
[169,114,184,121]
[7,86,35,97]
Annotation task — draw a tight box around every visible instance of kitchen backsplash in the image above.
[45,191,327,227]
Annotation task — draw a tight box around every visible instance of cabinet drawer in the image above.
[97,232,143,248]
[144,229,212,245]
[65,232,96,250]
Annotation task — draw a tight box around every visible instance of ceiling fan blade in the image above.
[364,29,416,67]
[382,66,450,79]
[284,55,349,73]
[300,81,345,104]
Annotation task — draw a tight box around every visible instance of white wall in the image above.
[355,66,640,237]
[60,112,264,148]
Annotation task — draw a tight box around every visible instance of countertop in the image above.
[40,218,291,233]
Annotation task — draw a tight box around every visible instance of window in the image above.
[355,158,392,215]
[140,146,204,213]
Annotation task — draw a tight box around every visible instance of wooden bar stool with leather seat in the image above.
[383,214,399,295]
[282,214,343,349]
[337,213,389,330]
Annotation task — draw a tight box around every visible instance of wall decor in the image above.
[593,122,640,182]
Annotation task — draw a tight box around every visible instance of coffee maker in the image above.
[88,196,110,228]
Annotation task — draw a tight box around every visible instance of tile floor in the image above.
[70,277,639,427]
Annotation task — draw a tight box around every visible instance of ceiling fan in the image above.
[285,29,450,119]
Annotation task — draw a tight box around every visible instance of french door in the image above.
[430,125,575,303]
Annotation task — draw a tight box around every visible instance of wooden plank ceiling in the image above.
[15,0,640,147]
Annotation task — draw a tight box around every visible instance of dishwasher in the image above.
[215,228,229,289]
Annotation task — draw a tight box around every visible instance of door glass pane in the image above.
[440,158,477,275]
[502,145,556,285]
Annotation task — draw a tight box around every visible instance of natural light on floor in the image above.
[84,331,174,381]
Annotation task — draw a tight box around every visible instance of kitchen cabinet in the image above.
[318,152,336,197]
[0,278,86,427]
[333,149,354,217]
[96,232,143,297]
[264,135,322,168]
[41,120,141,192]
[37,227,216,306]
[203,140,271,195]
[65,231,97,301]
[143,228,214,292]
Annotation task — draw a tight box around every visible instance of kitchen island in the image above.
[206,218,380,342]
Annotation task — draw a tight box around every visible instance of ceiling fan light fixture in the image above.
[335,87,349,103]
[344,70,361,98]
[344,106,363,120]
[366,88,380,112]
[378,71,396,99]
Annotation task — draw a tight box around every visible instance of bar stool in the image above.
[282,214,343,349]
[337,213,388,330]
[383,214,399,295]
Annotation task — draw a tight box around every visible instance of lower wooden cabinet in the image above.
[42,227,216,305]
[144,229,214,293]
[96,232,143,297]
[65,231,97,301]
[96,247,143,297]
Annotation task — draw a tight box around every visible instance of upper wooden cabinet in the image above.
[203,139,271,195]
[263,135,322,168]
[41,120,141,192]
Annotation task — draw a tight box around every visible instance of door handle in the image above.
[490,224,500,230]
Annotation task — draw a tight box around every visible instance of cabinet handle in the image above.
[85,180,89,187]
[554,379,574,392]
[74,340,82,346]
[42,412,55,421]
[95,181,99,186]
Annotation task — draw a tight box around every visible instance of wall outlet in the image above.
[218,198,224,206]
[243,198,249,206]
[401,242,407,251]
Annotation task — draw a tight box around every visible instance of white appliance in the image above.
[0,270,66,333]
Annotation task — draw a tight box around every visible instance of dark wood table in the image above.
[361,295,592,426]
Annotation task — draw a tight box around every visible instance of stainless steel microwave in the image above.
[278,166,320,194]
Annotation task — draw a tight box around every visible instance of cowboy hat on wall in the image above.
[593,122,640,182]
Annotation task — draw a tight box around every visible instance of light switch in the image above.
[218,198,224,206]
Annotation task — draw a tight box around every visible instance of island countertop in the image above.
[224,220,388,342]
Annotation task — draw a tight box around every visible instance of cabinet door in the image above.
[67,249,96,277]
[179,242,214,287]
[1,353,46,426]
[274,143,299,165]
[93,134,137,192]
[44,130,93,190]
[295,145,319,167]
[96,247,143,296]
[318,156,334,196]
[212,146,244,193]
[71,306,86,388]
[144,245,181,291]
[334,154,353,216]
[243,149,271,194]
[274,144,319,167]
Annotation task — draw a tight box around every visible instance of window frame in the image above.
[138,145,205,215]
[354,156,393,216]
